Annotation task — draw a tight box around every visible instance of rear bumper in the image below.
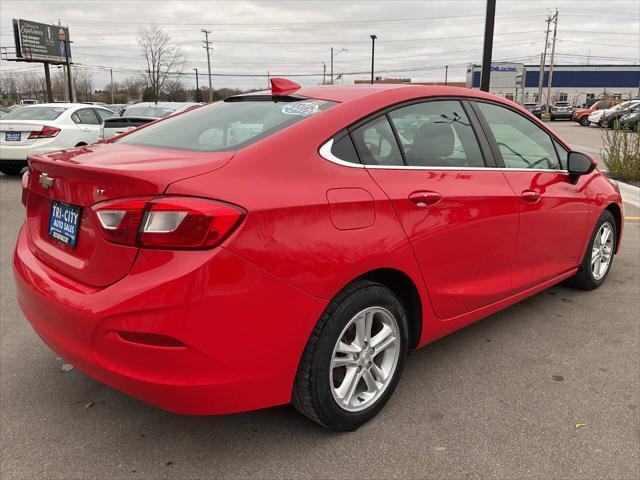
[0,144,64,162]
[551,111,573,119]
[13,225,327,414]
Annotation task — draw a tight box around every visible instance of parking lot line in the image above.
[624,216,640,220]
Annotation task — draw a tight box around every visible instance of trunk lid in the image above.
[25,142,234,287]
[0,120,48,146]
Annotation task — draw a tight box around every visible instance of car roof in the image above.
[240,84,504,105]
[21,103,112,110]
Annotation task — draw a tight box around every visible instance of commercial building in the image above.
[466,62,640,106]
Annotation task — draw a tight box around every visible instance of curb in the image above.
[618,181,640,208]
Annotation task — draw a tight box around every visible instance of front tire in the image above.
[569,210,616,290]
[292,280,408,431]
[579,116,590,126]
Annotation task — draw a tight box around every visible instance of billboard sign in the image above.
[12,19,71,63]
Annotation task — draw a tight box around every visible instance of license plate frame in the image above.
[5,132,21,141]
[48,201,82,248]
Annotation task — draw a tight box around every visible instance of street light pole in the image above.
[370,35,377,85]
[479,0,496,92]
[330,48,347,85]
[445,65,448,86]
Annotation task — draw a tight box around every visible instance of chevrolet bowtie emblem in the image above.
[39,173,54,189]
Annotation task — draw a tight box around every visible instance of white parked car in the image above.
[0,103,113,175]
[587,100,637,127]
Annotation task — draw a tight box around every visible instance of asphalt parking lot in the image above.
[1,126,638,479]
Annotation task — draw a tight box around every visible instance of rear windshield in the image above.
[117,98,336,151]
[123,106,176,118]
[554,102,571,106]
[2,106,68,121]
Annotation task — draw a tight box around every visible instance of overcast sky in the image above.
[0,0,638,91]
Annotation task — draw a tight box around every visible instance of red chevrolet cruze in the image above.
[14,79,623,430]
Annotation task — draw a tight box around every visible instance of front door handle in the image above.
[408,191,443,207]
[521,189,541,203]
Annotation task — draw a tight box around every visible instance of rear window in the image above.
[2,106,68,121]
[124,106,176,118]
[117,98,336,152]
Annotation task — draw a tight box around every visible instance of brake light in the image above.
[28,125,61,139]
[92,196,245,249]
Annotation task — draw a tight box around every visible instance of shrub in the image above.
[601,124,640,182]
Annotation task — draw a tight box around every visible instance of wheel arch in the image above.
[74,142,88,147]
[356,268,423,349]
[605,202,622,253]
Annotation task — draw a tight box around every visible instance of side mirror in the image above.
[567,151,596,177]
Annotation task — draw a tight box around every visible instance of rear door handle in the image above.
[521,189,541,203]
[408,191,443,207]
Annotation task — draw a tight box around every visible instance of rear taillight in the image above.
[92,196,245,249]
[28,125,61,139]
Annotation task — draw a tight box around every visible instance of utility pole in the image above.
[193,68,200,102]
[110,69,114,104]
[330,48,333,85]
[370,35,377,84]
[43,63,53,102]
[322,62,326,85]
[201,29,213,102]
[537,12,553,107]
[445,65,448,86]
[546,9,559,112]
[64,37,74,102]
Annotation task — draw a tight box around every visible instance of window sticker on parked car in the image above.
[281,100,327,117]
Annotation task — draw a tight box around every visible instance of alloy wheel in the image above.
[329,306,400,412]
[591,222,614,281]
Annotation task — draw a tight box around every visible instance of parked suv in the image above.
[573,99,617,126]
[550,101,574,121]
[523,102,542,119]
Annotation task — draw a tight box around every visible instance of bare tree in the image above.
[137,25,186,102]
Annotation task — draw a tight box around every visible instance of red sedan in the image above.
[13,79,623,430]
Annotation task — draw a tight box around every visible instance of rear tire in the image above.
[569,210,616,290]
[0,165,24,176]
[579,117,590,126]
[550,116,555,121]
[292,280,408,431]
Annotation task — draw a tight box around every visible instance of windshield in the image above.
[2,106,68,121]
[124,106,176,118]
[117,97,336,152]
